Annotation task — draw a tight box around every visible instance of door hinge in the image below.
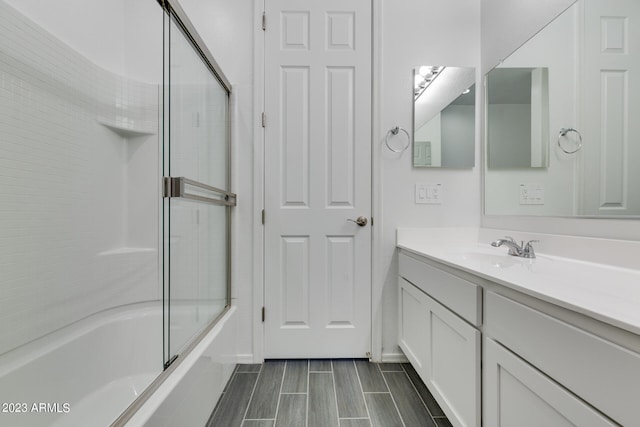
[261,209,265,225]
[261,306,265,322]
[262,12,266,31]
[261,112,266,128]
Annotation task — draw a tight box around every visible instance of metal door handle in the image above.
[347,216,368,227]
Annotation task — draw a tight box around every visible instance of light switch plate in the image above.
[416,183,443,204]
[519,183,544,205]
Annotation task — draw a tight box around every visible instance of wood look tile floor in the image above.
[206,359,453,427]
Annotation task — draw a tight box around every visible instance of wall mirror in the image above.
[486,67,549,168]
[484,0,640,217]
[413,66,475,168]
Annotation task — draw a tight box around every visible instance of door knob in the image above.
[347,216,368,227]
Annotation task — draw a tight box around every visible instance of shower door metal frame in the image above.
[160,0,235,367]
[112,0,234,425]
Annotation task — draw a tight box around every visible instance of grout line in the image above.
[305,359,309,427]
[400,363,436,419]
[272,361,287,425]
[379,365,407,427]
[352,359,373,423]
[330,360,342,423]
[209,364,241,423]
[378,363,404,373]
[240,364,263,423]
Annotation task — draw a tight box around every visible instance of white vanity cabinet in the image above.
[484,337,616,427]
[485,291,640,427]
[398,247,640,427]
[398,252,481,427]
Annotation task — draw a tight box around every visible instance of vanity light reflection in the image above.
[412,66,475,168]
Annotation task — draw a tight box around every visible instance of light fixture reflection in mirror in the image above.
[412,66,475,168]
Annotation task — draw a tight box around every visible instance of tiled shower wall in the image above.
[0,1,160,355]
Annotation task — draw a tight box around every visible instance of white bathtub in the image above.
[0,303,237,427]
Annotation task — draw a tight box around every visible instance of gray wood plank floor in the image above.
[207,359,453,427]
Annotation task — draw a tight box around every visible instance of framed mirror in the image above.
[413,66,475,168]
[484,0,640,217]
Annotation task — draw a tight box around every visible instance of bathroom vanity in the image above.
[397,228,640,427]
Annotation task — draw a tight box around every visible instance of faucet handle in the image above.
[523,240,539,258]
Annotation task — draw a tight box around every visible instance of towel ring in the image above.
[385,126,411,153]
[558,128,583,154]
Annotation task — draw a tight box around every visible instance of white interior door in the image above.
[580,0,640,215]
[263,0,372,358]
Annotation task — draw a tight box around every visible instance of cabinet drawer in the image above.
[484,337,616,427]
[399,252,481,326]
[486,291,640,426]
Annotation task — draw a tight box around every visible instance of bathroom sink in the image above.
[442,246,540,269]
[459,251,527,268]
[396,227,640,337]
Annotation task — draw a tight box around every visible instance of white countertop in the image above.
[397,228,640,336]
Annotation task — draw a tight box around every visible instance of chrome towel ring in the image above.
[558,128,583,154]
[385,126,410,153]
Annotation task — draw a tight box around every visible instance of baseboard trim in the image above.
[235,354,257,364]
[234,353,407,364]
[381,352,409,363]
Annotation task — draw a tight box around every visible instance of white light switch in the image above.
[519,183,544,205]
[416,183,443,204]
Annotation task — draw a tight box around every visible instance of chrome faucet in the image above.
[491,236,538,258]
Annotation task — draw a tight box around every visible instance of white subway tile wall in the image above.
[0,1,160,355]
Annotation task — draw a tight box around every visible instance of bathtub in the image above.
[0,302,237,427]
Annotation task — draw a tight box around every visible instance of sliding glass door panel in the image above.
[163,10,232,364]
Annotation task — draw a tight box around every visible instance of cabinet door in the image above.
[424,289,480,427]
[398,278,430,374]
[398,278,480,427]
[484,338,617,427]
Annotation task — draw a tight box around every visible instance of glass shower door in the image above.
[162,10,233,366]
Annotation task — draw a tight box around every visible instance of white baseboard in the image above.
[235,354,258,364]
[381,352,409,363]
[234,353,406,364]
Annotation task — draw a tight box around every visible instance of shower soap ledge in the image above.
[97,118,156,138]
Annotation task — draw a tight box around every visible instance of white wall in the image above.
[481,0,576,73]
[376,0,481,360]
[4,0,126,76]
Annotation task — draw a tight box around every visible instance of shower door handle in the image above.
[347,216,368,227]
[163,176,237,207]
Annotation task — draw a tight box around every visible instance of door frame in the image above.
[251,0,383,363]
